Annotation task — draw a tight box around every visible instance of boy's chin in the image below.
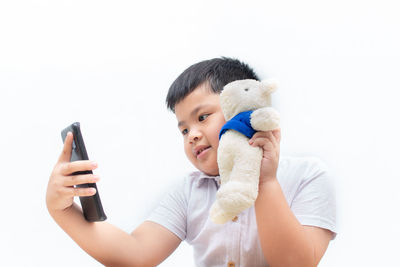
[191,160,219,176]
[201,168,219,177]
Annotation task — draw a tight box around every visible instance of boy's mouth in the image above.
[194,145,211,158]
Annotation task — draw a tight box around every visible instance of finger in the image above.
[249,132,280,154]
[270,130,281,156]
[266,131,279,149]
[70,187,97,197]
[58,132,73,163]
[272,128,281,143]
[60,160,98,176]
[63,174,100,187]
[250,137,273,149]
[249,131,276,146]
[249,131,270,144]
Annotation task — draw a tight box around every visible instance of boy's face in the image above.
[175,83,226,176]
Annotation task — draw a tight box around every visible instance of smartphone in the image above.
[61,122,107,222]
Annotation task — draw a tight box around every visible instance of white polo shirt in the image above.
[147,156,337,267]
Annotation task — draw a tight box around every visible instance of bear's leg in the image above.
[210,148,262,224]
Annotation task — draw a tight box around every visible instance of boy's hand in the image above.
[46,132,99,215]
[249,129,281,184]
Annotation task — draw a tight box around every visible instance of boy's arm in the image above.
[47,132,181,267]
[50,204,181,267]
[249,130,332,267]
[255,180,332,267]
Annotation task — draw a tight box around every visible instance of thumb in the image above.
[58,132,73,163]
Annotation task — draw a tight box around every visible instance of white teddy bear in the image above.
[210,79,280,224]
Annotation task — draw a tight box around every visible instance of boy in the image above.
[46,57,336,267]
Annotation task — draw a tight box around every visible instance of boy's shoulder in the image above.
[278,156,331,186]
[279,155,328,172]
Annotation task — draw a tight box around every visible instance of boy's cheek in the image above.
[184,146,194,161]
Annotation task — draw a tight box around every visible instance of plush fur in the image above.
[210,79,280,224]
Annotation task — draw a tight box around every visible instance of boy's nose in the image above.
[189,130,202,143]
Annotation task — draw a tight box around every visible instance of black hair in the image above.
[166,57,259,112]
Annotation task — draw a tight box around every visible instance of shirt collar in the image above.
[193,171,221,188]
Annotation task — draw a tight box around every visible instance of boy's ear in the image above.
[260,79,278,94]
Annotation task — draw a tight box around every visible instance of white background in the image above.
[1,0,399,266]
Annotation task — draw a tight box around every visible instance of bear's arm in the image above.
[250,107,280,132]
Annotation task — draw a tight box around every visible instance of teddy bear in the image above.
[209,79,280,224]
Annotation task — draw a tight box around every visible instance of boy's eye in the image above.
[199,114,209,122]
[181,129,188,135]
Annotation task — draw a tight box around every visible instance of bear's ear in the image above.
[260,79,278,94]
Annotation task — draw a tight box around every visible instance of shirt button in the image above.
[232,216,238,222]
[227,261,235,267]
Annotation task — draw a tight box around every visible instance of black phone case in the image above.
[61,122,107,222]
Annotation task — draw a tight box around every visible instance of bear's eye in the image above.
[244,88,249,91]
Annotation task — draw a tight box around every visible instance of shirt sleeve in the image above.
[146,177,188,241]
[290,158,337,239]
